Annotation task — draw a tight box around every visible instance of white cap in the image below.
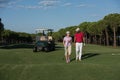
[66,31,70,34]
[76,28,80,32]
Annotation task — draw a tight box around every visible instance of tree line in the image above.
[0,13,120,47]
[52,13,120,47]
[0,29,35,45]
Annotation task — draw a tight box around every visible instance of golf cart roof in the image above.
[35,28,53,31]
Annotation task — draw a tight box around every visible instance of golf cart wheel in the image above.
[44,47,49,52]
[52,47,55,51]
[33,47,37,52]
[38,47,43,51]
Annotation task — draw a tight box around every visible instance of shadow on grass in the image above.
[0,44,64,51]
[0,44,34,49]
[55,46,64,51]
[71,53,100,62]
[82,53,100,60]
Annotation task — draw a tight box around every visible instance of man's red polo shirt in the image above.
[74,32,84,43]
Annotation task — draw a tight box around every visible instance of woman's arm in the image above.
[63,38,65,46]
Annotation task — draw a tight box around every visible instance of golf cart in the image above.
[33,28,55,52]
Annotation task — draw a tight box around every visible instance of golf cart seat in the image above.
[48,36,53,41]
[40,36,47,41]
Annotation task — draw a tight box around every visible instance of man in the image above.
[63,31,72,63]
[74,28,85,61]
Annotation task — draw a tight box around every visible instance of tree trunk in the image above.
[99,35,102,45]
[89,35,92,44]
[94,35,97,44]
[113,27,116,48]
[85,33,88,44]
[105,28,109,46]
[103,37,106,46]
[0,33,1,43]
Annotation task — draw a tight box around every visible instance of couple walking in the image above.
[63,28,85,63]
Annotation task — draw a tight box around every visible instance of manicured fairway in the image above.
[0,44,120,80]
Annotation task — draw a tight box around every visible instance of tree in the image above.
[104,13,120,47]
[52,32,61,42]
[2,29,33,44]
[2,30,11,44]
[0,18,4,42]
[97,20,110,46]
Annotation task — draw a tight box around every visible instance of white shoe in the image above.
[79,59,81,61]
[76,57,79,61]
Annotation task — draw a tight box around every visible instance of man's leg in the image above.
[76,43,79,61]
[79,43,83,61]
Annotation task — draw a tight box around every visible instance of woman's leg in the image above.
[65,47,68,63]
[68,46,71,62]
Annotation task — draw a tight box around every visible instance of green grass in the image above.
[0,44,120,80]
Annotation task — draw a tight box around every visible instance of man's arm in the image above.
[83,34,85,46]
[83,37,85,43]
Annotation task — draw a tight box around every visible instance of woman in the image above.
[63,31,72,63]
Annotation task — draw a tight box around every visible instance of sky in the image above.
[0,0,120,33]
